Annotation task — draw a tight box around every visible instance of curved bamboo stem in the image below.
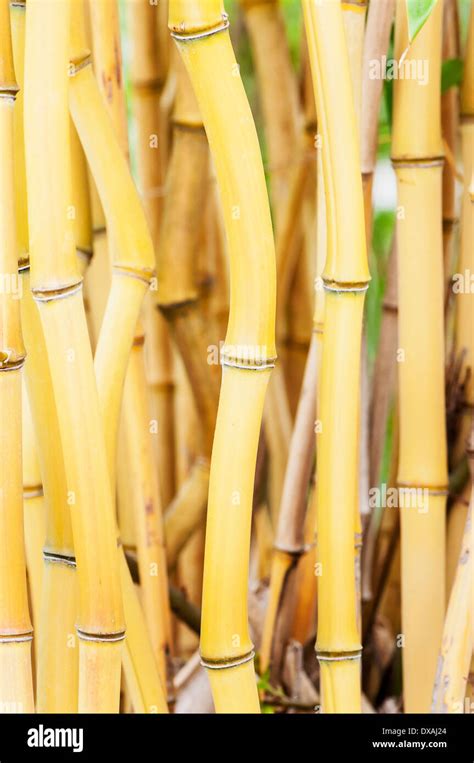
[170,0,276,713]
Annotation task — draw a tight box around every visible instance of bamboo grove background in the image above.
[0,0,472,715]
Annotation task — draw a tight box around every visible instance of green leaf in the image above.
[405,0,438,42]
[441,58,464,93]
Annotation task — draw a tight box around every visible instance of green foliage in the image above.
[366,211,396,366]
[441,58,464,93]
[281,0,303,70]
[405,0,438,42]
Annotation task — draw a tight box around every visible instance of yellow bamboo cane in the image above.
[89,0,172,691]
[391,0,447,713]
[12,0,79,712]
[24,0,124,712]
[21,385,45,671]
[303,0,370,713]
[125,0,176,510]
[0,0,34,714]
[169,0,276,712]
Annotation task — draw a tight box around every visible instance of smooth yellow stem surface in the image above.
[171,0,276,713]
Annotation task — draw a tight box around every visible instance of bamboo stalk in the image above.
[69,1,155,481]
[303,0,370,713]
[239,0,304,518]
[360,0,395,237]
[125,0,176,510]
[361,0,396,524]
[21,274,79,713]
[342,0,368,635]
[432,496,472,712]
[88,0,172,690]
[21,384,45,671]
[391,0,447,712]
[454,3,474,464]
[156,54,219,458]
[239,0,299,224]
[11,1,79,712]
[24,0,124,712]
[153,52,220,563]
[0,0,34,712]
[170,0,276,712]
[260,332,317,678]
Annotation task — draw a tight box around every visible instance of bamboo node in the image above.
[396,482,449,496]
[76,628,126,644]
[200,649,255,670]
[32,279,83,303]
[18,257,30,272]
[23,485,44,500]
[274,542,309,557]
[0,630,34,644]
[0,87,19,100]
[113,264,155,286]
[43,550,76,568]
[170,14,229,42]
[316,650,362,662]
[323,280,369,294]
[0,357,25,372]
[391,157,444,169]
[68,56,92,78]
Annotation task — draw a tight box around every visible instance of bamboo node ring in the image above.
[43,550,77,568]
[323,281,369,294]
[69,56,92,78]
[170,14,230,42]
[0,630,34,644]
[396,482,449,496]
[200,650,255,670]
[316,650,362,662]
[391,157,444,169]
[23,484,44,500]
[113,265,155,285]
[32,280,83,303]
[221,357,276,372]
[76,628,126,643]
